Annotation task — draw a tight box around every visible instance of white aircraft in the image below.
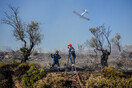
[73,9,90,21]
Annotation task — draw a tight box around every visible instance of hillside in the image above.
[0,61,132,88]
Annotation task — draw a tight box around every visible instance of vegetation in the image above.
[0,62,5,67]
[86,75,132,88]
[0,62,132,88]
[0,62,46,88]
[88,25,111,67]
[111,33,121,52]
[101,66,123,79]
[0,79,9,88]
[2,6,43,63]
[0,5,132,88]
[16,63,45,88]
[0,61,20,68]
[34,75,66,88]
[0,61,19,88]
[86,66,132,88]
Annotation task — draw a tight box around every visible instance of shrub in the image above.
[15,63,30,77]
[33,74,66,88]
[0,61,20,69]
[86,75,108,88]
[126,77,132,88]
[0,79,9,88]
[33,80,47,88]
[7,61,20,67]
[21,63,45,88]
[101,66,123,79]
[0,62,14,88]
[86,74,132,88]
[17,63,29,69]
[0,62,5,68]
[44,76,65,88]
[107,77,132,88]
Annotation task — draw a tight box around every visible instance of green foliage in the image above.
[16,63,30,77]
[0,62,131,88]
[101,66,123,79]
[33,75,65,88]
[44,76,65,88]
[0,62,5,68]
[33,80,46,88]
[86,75,108,88]
[2,6,43,63]
[17,63,29,69]
[86,67,132,88]
[86,75,132,88]
[21,63,45,88]
[20,47,30,57]
[27,21,42,45]
[0,62,45,88]
[0,61,20,68]
[7,61,20,67]
[108,77,132,88]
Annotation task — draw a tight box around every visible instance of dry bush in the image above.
[0,62,17,88]
[101,66,123,79]
[34,73,66,88]
[86,76,107,88]
[86,75,132,88]
[86,67,132,88]
[0,79,9,88]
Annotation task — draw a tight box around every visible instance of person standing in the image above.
[51,50,61,71]
[68,44,76,71]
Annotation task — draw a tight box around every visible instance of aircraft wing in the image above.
[81,16,90,21]
[73,11,81,16]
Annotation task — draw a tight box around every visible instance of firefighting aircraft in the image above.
[73,9,90,21]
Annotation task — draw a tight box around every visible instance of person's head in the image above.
[68,44,72,48]
[55,50,59,53]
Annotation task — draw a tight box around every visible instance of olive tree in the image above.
[2,6,43,63]
[88,25,111,67]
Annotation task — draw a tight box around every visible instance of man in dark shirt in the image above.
[68,44,76,71]
[51,50,61,71]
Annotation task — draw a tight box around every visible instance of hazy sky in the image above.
[0,0,132,52]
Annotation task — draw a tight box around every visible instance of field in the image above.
[0,53,132,88]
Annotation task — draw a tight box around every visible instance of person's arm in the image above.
[51,54,54,58]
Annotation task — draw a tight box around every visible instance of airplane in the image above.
[73,9,90,21]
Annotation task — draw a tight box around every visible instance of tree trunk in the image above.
[21,57,28,63]
[20,48,31,63]
[101,50,110,67]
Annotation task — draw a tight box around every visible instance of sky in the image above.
[0,0,132,52]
